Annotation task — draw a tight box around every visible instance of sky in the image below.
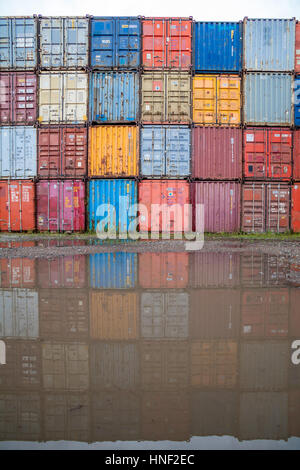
[0,0,299,20]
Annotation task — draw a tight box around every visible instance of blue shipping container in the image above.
[89,253,137,288]
[89,72,139,122]
[0,126,37,178]
[295,76,300,127]
[88,179,138,234]
[90,17,141,69]
[193,22,242,72]
[140,126,191,177]
[0,17,37,69]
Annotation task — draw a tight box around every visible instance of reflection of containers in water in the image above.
[0,252,36,288]
[190,289,240,339]
[142,391,189,441]
[191,391,238,437]
[289,391,300,437]
[0,289,39,338]
[193,22,242,72]
[142,17,192,69]
[292,184,300,233]
[289,338,300,388]
[37,256,86,288]
[38,72,88,124]
[189,252,240,288]
[242,182,290,233]
[0,72,37,124]
[39,289,89,340]
[243,18,295,71]
[193,75,241,126]
[36,180,85,232]
[38,127,87,178]
[0,17,37,69]
[243,128,292,180]
[0,127,36,179]
[89,72,139,123]
[39,17,89,69]
[239,392,288,440]
[290,290,300,336]
[42,342,89,391]
[192,127,242,180]
[141,72,191,123]
[0,392,41,441]
[92,391,140,441]
[140,126,190,178]
[44,392,90,442]
[240,341,289,391]
[91,342,139,390]
[141,341,189,390]
[141,291,189,339]
[88,179,138,233]
[294,131,300,180]
[89,126,138,177]
[0,340,41,389]
[90,17,141,69]
[191,181,241,233]
[89,253,137,289]
[138,180,190,232]
[0,181,35,231]
[190,340,238,389]
[90,291,139,340]
[139,253,188,289]
[243,73,293,126]
[240,252,290,287]
[241,289,289,338]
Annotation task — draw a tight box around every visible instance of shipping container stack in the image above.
[293,21,300,232]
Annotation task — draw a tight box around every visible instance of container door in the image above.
[40,18,63,68]
[295,76,300,127]
[268,129,292,179]
[296,23,300,73]
[294,130,300,180]
[140,126,165,176]
[63,128,86,177]
[142,19,166,68]
[111,72,138,122]
[72,181,85,231]
[0,73,12,123]
[12,18,36,69]
[0,18,10,68]
[244,129,267,179]
[61,181,74,231]
[0,182,9,231]
[64,18,88,68]
[0,127,12,178]
[90,18,114,68]
[8,182,22,231]
[166,73,190,123]
[14,73,37,123]
[266,184,290,232]
[39,73,62,123]
[292,185,300,233]
[165,127,190,177]
[193,76,216,124]
[242,184,265,233]
[167,19,191,69]
[38,128,60,177]
[63,73,87,123]
[117,18,140,68]
[15,127,36,178]
[217,75,240,125]
[141,73,165,122]
[19,182,35,231]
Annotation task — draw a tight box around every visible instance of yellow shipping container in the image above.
[193,75,241,126]
[89,125,138,177]
[90,291,139,340]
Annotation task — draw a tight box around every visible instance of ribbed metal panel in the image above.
[0,126,36,178]
[295,75,300,127]
[89,253,137,289]
[0,289,39,338]
[0,17,37,69]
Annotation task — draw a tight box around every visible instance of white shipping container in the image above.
[0,289,39,338]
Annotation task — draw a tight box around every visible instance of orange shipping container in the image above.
[88,126,138,177]
[139,252,188,288]
[0,180,35,231]
[90,291,139,340]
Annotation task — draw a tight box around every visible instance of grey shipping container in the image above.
[0,392,41,441]
[0,126,36,178]
[0,289,39,339]
[244,18,295,71]
[243,73,293,126]
[0,17,37,69]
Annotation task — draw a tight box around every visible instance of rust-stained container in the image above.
[290,289,300,336]
[38,127,87,178]
[241,289,289,338]
[92,391,140,441]
[243,128,292,180]
[91,342,139,390]
[191,181,241,233]
[44,392,90,442]
[141,341,189,390]
[0,340,41,390]
[240,252,290,287]
[142,17,192,70]
[289,391,300,437]
[0,246,36,288]
[193,75,241,126]
[36,180,85,232]
[42,341,89,391]
[294,130,300,180]
[0,181,35,232]
[142,391,189,441]
[39,290,89,340]
[240,341,289,391]
[189,252,240,288]
[138,180,190,233]
[37,256,86,288]
[139,253,188,288]
[292,184,300,233]
[190,340,238,389]
[0,72,37,124]
[192,127,242,180]
[90,291,139,340]
[190,289,240,339]
[0,392,41,441]
[89,125,138,177]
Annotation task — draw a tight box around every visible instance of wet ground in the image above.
[0,236,299,449]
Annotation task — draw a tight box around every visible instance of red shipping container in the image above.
[0,180,35,232]
[240,253,290,287]
[192,127,242,180]
[37,255,86,288]
[36,180,85,232]
[292,184,300,233]
[0,72,37,124]
[191,181,241,233]
[295,22,300,73]
[0,243,36,288]
[243,128,292,180]
[139,252,188,288]
[189,252,240,288]
[139,180,190,232]
[142,17,192,69]
[38,127,87,178]
[294,131,300,180]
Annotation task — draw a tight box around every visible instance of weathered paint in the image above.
[0,17,37,69]
[0,180,35,232]
[0,72,37,124]
[0,289,38,338]
[139,253,188,288]
[37,255,86,288]
[292,184,300,233]
[294,130,300,179]
[0,126,36,178]
[89,253,137,289]
[296,22,300,73]
[295,75,300,127]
